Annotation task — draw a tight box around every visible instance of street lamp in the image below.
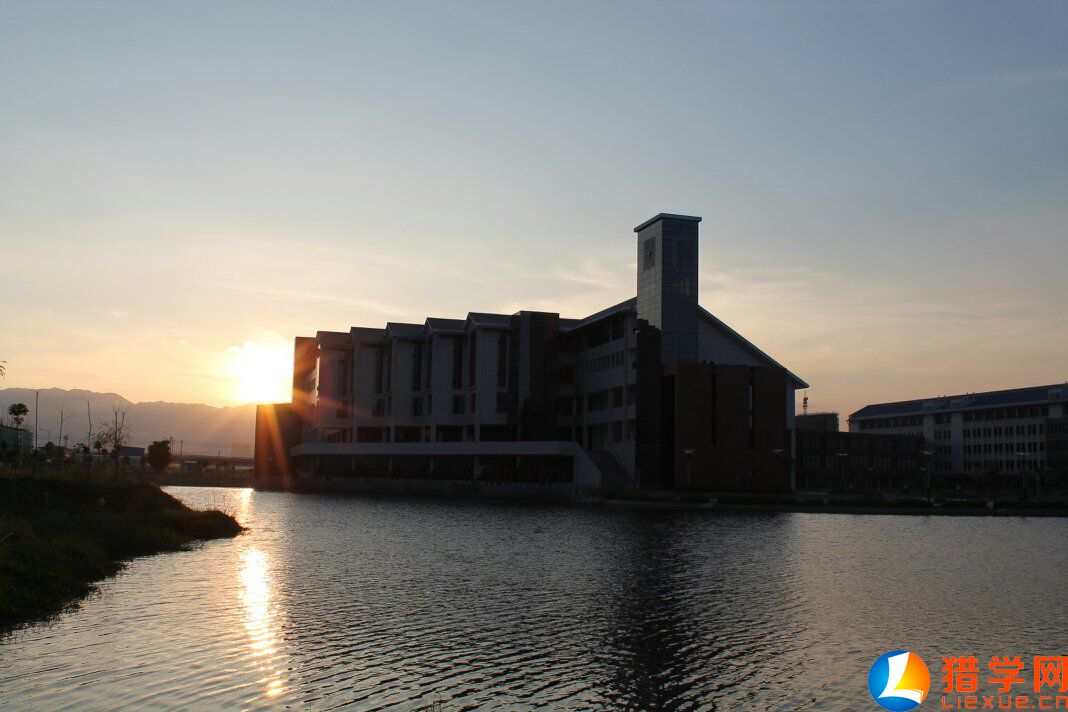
[682,448,695,489]
[1015,451,1030,503]
[835,452,849,493]
[772,448,783,499]
[919,450,933,504]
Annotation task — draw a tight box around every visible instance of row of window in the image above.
[962,405,1049,422]
[964,424,1045,438]
[963,459,1046,472]
[963,442,1045,455]
[858,416,923,430]
[860,406,1054,430]
[578,350,627,375]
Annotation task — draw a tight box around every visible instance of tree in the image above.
[7,403,28,430]
[7,403,28,468]
[0,360,6,379]
[99,407,130,476]
[146,440,172,473]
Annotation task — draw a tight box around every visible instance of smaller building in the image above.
[796,412,840,432]
[795,415,925,492]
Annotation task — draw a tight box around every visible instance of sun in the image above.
[227,340,292,404]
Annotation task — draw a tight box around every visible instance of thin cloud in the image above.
[209,283,407,317]
[921,67,1068,96]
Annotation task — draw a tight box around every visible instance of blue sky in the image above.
[1,1,1066,416]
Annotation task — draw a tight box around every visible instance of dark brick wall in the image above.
[665,363,789,493]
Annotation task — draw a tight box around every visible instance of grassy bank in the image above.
[0,472,244,631]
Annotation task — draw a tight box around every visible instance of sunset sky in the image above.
[1,1,1066,419]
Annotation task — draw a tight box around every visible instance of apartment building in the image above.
[849,384,1068,474]
[255,213,807,492]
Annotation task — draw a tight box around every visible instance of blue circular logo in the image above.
[868,650,930,711]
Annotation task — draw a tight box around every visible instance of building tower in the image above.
[634,213,702,363]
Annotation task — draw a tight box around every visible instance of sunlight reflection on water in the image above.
[241,548,285,699]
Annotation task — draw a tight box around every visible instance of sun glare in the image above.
[227,341,291,404]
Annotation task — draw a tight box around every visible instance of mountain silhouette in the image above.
[0,388,257,457]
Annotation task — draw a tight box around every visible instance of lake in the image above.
[1,487,1066,710]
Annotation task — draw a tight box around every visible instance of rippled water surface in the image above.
[2,487,1067,710]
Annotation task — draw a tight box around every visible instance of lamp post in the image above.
[772,448,783,499]
[682,448,695,490]
[1015,451,1030,503]
[835,452,849,493]
[919,450,933,504]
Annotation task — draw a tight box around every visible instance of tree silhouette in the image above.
[147,440,173,474]
[7,403,29,469]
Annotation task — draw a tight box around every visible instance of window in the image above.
[411,397,423,416]
[496,392,509,414]
[383,347,391,392]
[426,340,434,391]
[452,395,464,415]
[587,390,609,412]
[374,347,384,393]
[496,333,508,387]
[643,237,656,270]
[411,343,422,391]
[452,338,464,389]
[612,421,623,442]
[468,333,477,386]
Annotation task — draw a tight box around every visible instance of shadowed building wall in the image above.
[665,363,789,492]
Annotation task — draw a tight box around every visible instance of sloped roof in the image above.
[560,298,635,332]
[558,297,807,389]
[425,317,466,333]
[385,322,424,339]
[350,326,385,343]
[466,312,512,328]
[697,306,808,389]
[851,384,1067,420]
[316,330,351,348]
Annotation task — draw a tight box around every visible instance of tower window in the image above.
[643,237,656,270]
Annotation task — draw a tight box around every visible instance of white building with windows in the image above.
[849,384,1068,475]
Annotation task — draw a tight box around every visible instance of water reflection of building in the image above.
[850,384,1068,475]
[255,213,807,493]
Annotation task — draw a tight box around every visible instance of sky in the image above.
[1,1,1066,419]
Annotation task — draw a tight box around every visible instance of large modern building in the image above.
[255,213,807,492]
[849,384,1068,475]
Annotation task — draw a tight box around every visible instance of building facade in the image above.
[849,384,1068,475]
[255,213,807,492]
[795,415,924,491]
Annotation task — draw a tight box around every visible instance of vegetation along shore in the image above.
[0,471,243,632]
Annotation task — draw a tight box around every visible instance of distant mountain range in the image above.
[0,388,257,457]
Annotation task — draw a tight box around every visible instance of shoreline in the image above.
[152,475,1068,517]
[0,473,244,633]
